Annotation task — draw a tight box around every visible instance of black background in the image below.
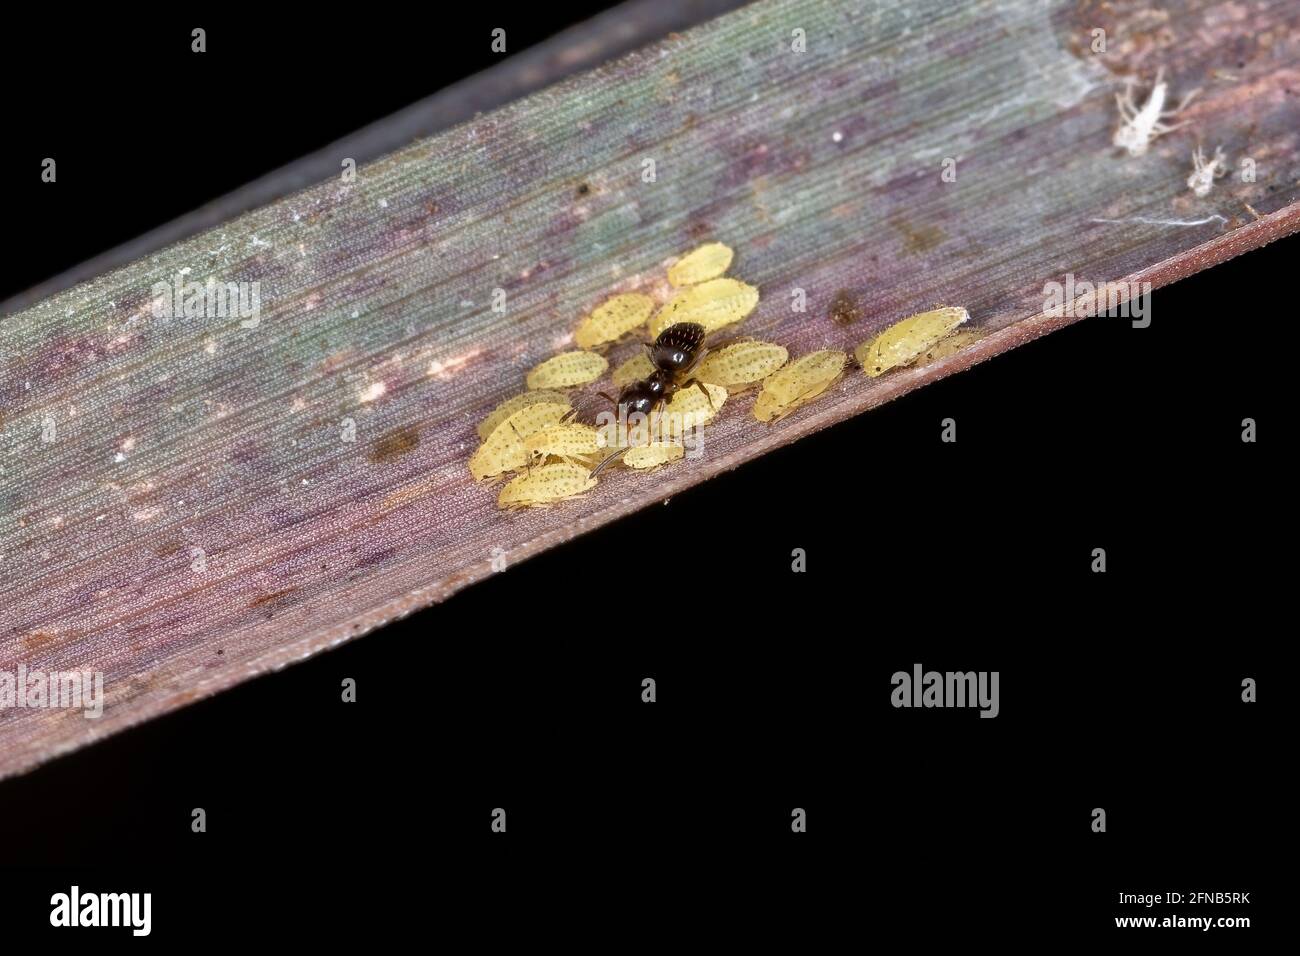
[0,4,1281,946]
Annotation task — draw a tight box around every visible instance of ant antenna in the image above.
[589,446,629,479]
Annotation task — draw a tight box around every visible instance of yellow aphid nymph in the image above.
[523,421,606,463]
[648,278,759,338]
[695,340,789,390]
[526,350,609,389]
[667,242,735,287]
[855,307,969,378]
[753,350,847,422]
[477,390,571,440]
[654,382,728,438]
[468,401,570,481]
[912,329,984,368]
[574,293,655,350]
[612,352,655,389]
[497,462,597,509]
[623,442,686,470]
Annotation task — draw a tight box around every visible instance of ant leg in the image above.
[597,390,617,404]
[687,378,716,410]
[702,330,753,350]
[559,407,577,424]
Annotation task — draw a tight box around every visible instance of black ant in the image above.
[591,322,714,477]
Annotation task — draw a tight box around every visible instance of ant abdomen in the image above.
[650,322,707,374]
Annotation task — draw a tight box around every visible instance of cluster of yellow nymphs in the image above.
[471,242,769,507]
[468,240,983,508]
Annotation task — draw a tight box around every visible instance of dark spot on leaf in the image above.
[369,425,420,463]
[248,587,299,609]
[353,547,398,570]
[890,216,945,254]
[576,182,591,197]
[23,632,59,652]
[829,289,863,325]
